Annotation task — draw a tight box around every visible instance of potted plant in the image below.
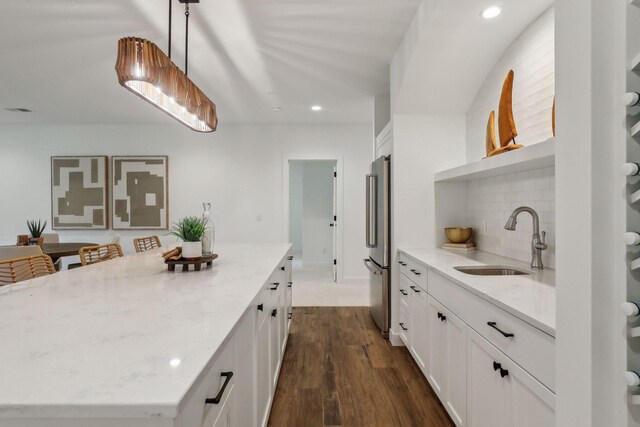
[27,220,47,246]
[169,216,207,259]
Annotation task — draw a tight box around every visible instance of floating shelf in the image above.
[434,138,555,183]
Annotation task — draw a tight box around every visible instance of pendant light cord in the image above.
[168,0,172,59]
[185,3,190,76]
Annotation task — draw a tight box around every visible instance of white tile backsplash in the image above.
[466,166,555,269]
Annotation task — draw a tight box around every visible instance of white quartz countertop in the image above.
[399,248,555,336]
[0,243,291,419]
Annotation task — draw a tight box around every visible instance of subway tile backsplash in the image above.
[466,166,555,269]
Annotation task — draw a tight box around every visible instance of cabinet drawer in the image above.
[399,305,409,345]
[428,269,555,391]
[399,274,410,309]
[398,252,411,278]
[398,252,428,290]
[178,337,235,427]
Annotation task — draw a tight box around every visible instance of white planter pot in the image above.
[182,241,202,259]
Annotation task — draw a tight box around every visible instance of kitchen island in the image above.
[0,243,292,427]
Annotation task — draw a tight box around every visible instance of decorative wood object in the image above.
[165,253,218,272]
[485,111,497,157]
[552,97,556,137]
[0,254,56,286]
[486,70,524,157]
[134,236,162,253]
[16,235,29,246]
[51,156,108,230]
[162,247,182,261]
[79,243,124,266]
[115,37,217,133]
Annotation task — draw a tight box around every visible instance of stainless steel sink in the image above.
[454,265,531,276]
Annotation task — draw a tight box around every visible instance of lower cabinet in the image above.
[256,309,272,427]
[408,284,428,373]
[467,328,554,427]
[427,296,466,427]
[209,384,234,427]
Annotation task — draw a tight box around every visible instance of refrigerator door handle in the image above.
[363,258,382,275]
[366,174,377,248]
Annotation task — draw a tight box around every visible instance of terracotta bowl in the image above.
[445,227,472,244]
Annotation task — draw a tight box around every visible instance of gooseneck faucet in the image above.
[504,206,548,269]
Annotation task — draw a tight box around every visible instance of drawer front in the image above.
[398,252,428,290]
[399,274,410,309]
[428,269,555,391]
[178,337,235,427]
[399,305,409,345]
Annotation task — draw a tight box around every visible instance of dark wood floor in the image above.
[268,307,455,427]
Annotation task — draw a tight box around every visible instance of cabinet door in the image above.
[209,385,234,427]
[427,296,447,399]
[444,307,467,427]
[256,316,271,427]
[409,285,428,373]
[467,329,512,427]
[270,306,281,391]
[399,305,409,345]
[509,356,555,427]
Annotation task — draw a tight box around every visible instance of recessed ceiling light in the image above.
[311,105,322,111]
[482,6,501,19]
[272,106,282,113]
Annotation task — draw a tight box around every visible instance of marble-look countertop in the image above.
[399,248,555,337]
[0,243,291,419]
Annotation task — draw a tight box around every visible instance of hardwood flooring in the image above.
[268,307,455,427]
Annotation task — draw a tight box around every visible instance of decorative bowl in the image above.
[445,227,472,244]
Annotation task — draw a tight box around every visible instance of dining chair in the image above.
[0,245,43,261]
[0,254,57,286]
[79,243,124,266]
[41,233,60,244]
[133,236,162,253]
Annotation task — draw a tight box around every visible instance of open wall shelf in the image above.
[434,138,555,183]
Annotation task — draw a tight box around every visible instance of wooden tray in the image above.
[165,254,218,272]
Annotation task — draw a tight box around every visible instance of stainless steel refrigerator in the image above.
[364,155,390,338]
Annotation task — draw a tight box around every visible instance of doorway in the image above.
[288,160,337,283]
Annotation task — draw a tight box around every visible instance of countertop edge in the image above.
[398,248,556,337]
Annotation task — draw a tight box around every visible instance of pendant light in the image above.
[115,0,217,132]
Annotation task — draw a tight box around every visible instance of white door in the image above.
[332,165,337,282]
[427,296,447,399]
[409,285,428,374]
[444,306,467,427]
[467,329,512,427]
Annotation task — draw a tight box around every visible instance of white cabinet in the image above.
[255,303,271,427]
[208,384,234,427]
[467,329,554,427]
[399,305,409,344]
[427,296,467,427]
[408,284,428,374]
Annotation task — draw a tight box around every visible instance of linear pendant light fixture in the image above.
[115,0,217,132]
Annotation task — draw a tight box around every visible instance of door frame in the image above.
[282,156,344,282]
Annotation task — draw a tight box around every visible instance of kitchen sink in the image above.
[453,265,531,276]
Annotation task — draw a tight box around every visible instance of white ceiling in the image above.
[0,0,420,126]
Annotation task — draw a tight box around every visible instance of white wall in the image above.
[288,162,303,253]
[301,161,335,266]
[466,7,555,162]
[466,166,555,269]
[0,123,371,279]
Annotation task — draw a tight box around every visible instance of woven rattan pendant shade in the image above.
[115,37,217,132]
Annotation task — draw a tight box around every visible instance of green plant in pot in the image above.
[169,216,207,259]
[27,220,47,246]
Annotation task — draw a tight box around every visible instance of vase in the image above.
[182,241,202,259]
[202,202,215,255]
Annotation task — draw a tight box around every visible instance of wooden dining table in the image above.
[41,243,97,263]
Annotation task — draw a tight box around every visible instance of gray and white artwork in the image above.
[111,156,168,230]
[51,156,108,229]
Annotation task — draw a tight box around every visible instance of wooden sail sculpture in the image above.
[485,111,497,157]
[488,69,523,157]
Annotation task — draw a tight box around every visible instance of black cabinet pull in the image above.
[500,367,509,378]
[272,308,278,317]
[288,312,292,320]
[487,322,514,338]
[270,282,280,291]
[281,266,285,271]
[409,285,416,290]
[287,282,292,288]
[410,269,416,272]
[437,312,442,319]
[412,287,420,293]
[400,289,408,296]
[288,256,294,260]
[399,261,407,266]
[440,314,446,321]
[413,270,421,276]
[257,303,264,312]
[399,322,408,331]
[205,371,234,404]
[493,361,501,372]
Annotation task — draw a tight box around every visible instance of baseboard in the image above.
[389,330,404,347]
